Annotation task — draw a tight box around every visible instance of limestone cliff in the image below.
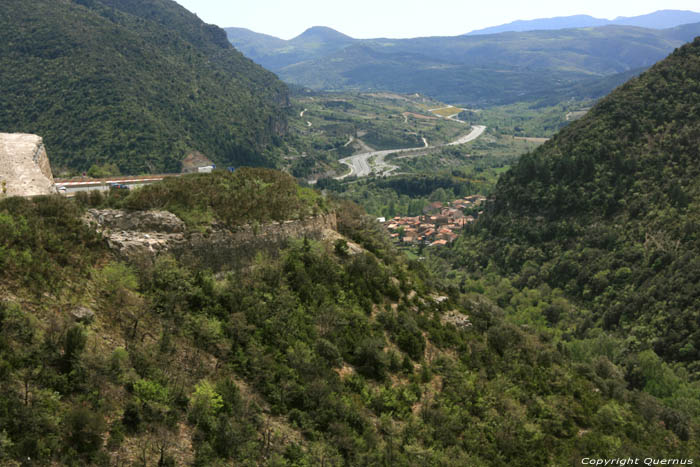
[84,209,347,271]
[0,133,57,197]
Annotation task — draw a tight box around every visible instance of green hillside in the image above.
[1,170,697,465]
[225,26,356,71]
[451,37,700,372]
[227,23,700,106]
[0,0,289,174]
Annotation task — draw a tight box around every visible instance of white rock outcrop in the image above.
[83,209,187,257]
[84,208,341,271]
[0,133,57,197]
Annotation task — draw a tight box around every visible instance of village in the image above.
[380,194,486,247]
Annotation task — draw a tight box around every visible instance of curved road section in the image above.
[335,125,486,180]
[447,124,486,146]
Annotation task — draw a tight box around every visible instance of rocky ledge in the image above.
[85,209,340,270]
[84,209,186,257]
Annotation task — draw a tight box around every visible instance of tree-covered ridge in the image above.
[1,174,697,464]
[120,168,328,228]
[0,0,288,174]
[464,38,700,369]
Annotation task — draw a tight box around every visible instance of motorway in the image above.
[54,125,487,191]
[335,125,487,180]
[447,125,486,146]
[335,148,403,180]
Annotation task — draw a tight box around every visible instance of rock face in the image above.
[84,209,187,258]
[441,310,472,329]
[85,209,186,234]
[71,306,96,323]
[0,133,57,197]
[85,209,339,271]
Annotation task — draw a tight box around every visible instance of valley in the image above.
[283,91,481,180]
[283,90,555,184]
[335,125,487,180]
[279,87,565,215]
[1,1,700,465]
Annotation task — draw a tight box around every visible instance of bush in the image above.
[122,169,326,229]
[64,407,105,458]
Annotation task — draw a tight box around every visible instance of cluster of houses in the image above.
[380,195,486,247]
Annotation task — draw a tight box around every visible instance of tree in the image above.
[334,239,349,257]
[189,380,223,428]
[62,325,87,373]
[64,406,105,459]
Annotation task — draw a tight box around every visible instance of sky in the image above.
[173,0,700,39]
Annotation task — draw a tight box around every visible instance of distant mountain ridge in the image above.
[466,15,608,35]
[226,21,700,107]
[466,9,700,35]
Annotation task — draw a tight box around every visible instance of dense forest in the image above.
[1,170,696,465]
[459,37,700,368]
[416,38,700,450]
[0,0,288,174]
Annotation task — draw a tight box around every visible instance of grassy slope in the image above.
[121,168,327,228]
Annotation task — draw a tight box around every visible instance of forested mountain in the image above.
[0,0,289,174]
[455,37,700,372]
[466,9,700,35]
[1,169,698,465]
[226,22,700,106]
[225,26,356,71]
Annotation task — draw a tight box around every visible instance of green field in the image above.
[430,106,463,118]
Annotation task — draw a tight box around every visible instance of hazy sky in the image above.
[173,0,700,39]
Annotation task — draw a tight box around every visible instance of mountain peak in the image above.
[292,26,354,43]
